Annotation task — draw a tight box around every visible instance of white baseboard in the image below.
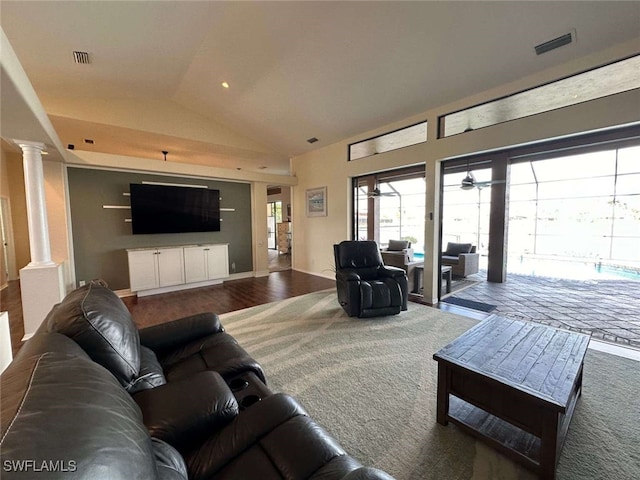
[228,271,254,280]
[135,278,225,297]
[293,267,335,281]
[123,271,256,298]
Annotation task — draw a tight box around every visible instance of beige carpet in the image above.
[219,290,640,480]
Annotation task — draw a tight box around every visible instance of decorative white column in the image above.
[13,139,65,339]
[17,140,54,266]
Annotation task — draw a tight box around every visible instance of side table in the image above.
[413,265,453,294]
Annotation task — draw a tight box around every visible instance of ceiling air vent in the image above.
[535,32,574,55]
[73,51,91,64]
[307,137,319,144]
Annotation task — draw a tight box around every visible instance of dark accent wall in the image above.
[67,167,253,290]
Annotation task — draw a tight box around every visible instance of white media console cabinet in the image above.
[127,244,229,297]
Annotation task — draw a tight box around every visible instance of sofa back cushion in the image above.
[1,350,158,479]
[44,282,141,388]
[444,242,473,256]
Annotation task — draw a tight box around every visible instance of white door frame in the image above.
[0,196,17,282]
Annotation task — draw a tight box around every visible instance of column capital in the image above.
[13,139,45,152]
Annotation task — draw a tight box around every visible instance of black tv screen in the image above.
[130,183,220,234]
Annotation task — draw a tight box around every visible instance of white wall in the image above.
[0,311,12,373]
[43,159,73,289]
[291,39,640,302]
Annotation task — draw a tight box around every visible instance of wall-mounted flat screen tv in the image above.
[130,183,220,234]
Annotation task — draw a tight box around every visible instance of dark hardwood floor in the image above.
[1,280,25,357]
[1,270,336,355]
[122,270,335,329]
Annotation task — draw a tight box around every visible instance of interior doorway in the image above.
[267,186,292,272]
[266,201,281,250]
[0,197,16,287]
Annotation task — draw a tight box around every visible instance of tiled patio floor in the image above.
[450,271,640,349]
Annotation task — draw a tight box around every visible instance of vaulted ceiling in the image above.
[2,1,639,174]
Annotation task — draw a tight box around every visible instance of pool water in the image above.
[507,257,640,282]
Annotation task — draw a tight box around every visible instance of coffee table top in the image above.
[434,316,590,411]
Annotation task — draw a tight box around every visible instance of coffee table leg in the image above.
[436,363,449,425]
[540,412,559,480]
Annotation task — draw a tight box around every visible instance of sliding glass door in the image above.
[352,166,426,255]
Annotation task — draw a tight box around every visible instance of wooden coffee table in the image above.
[433,316,590,479]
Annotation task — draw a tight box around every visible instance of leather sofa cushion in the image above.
[13,331,90,362]
[186,392,386,480]
[444,242,472,256]
[185,393,310,479]
[139,312,224,357]
[159,331,266,383]
[44,282,141,388]
[1,350,158,479]
[152,438,189,480]
[134,371,239,450]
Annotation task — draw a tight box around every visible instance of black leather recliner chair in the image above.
[334,241,408,318]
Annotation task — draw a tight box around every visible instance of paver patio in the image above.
[449,270,640,349]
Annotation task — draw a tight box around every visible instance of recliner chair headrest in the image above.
[335,241,383,269]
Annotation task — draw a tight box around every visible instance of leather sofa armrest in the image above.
[133,370,238,450]
[139,312,223,355]
[184,393,309,479]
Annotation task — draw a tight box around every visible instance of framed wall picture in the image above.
[305,187,327,217]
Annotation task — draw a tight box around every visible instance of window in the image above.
[352,166,426,254]
[442,166,493,257]
[349,121,427,161]
[508,145,640,263]
[439,55,640,137]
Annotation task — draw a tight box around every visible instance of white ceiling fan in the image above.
[367,187,397,198]
[460,160,506,190]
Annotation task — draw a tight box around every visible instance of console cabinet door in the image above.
[128,250,159,292]
[156,248,185,287]
[184,246,208,283]
[206,244,229,280]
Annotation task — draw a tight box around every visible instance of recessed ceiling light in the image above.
[221,82,230,89]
